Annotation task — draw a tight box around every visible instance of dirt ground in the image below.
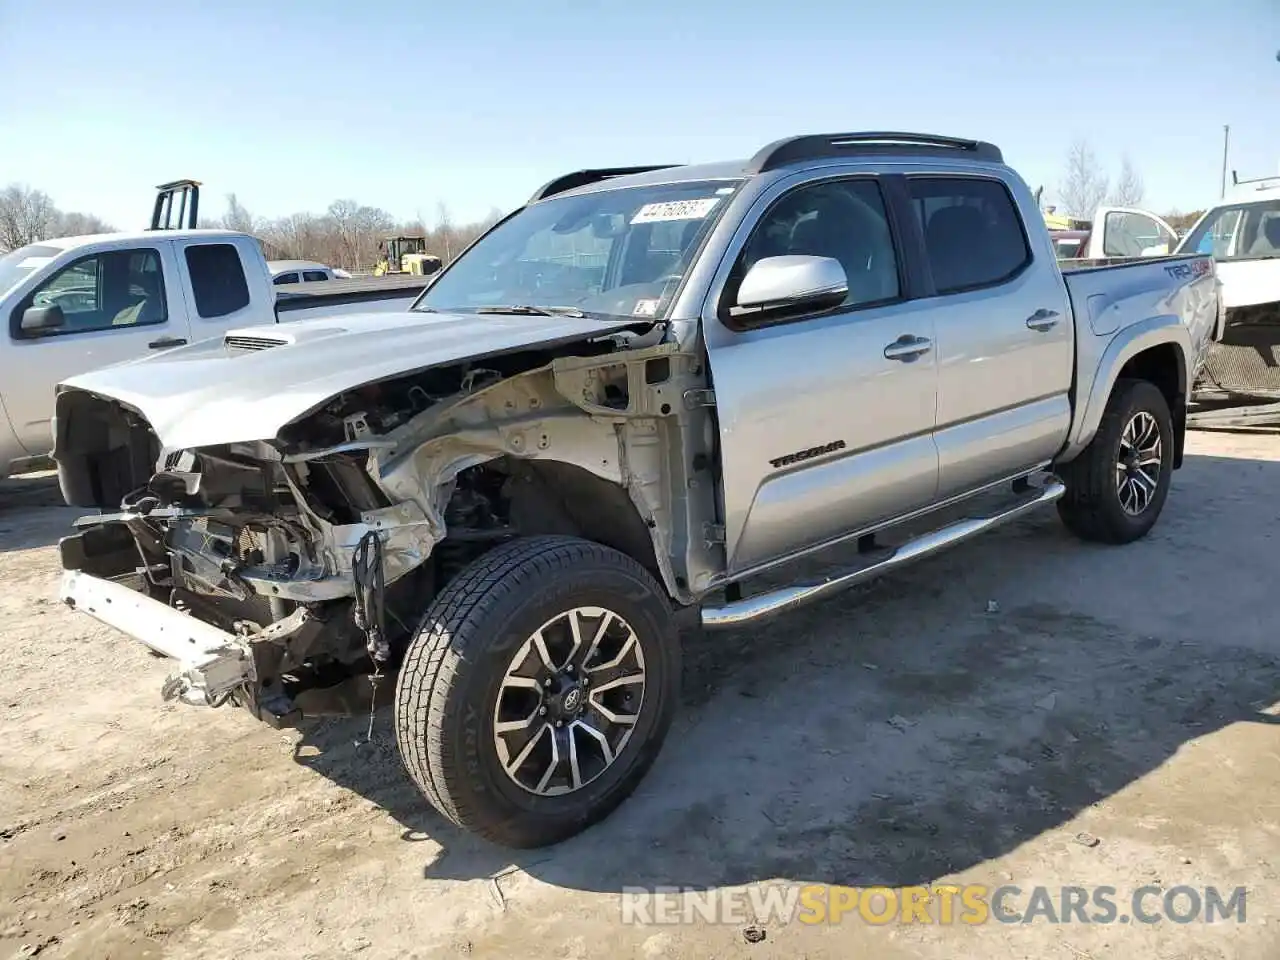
[2,431,1279,960]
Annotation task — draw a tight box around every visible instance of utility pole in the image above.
[1220,124,1230,198]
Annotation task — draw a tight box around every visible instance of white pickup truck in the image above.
[0,183,427,478]
[1048,205,1182,261]
[1174,175,1280,400]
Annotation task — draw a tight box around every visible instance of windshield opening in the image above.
[1180,199,1280,261]
[415,180,743,320]
[0,244,62,299]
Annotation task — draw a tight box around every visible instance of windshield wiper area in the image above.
[473,304,586,318]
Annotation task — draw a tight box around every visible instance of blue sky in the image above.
[1,0,1277,230]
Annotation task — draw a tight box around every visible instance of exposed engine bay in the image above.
[53,329,720,726]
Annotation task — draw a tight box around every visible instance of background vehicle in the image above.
[373,235,442,276]
[1049,228,1090,259]
[268,260,347,284]
[51,132,1220,849]
[1176,174,1280,400]
[1046,207,1180,261]
[0,182,428,478]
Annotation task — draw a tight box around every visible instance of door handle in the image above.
[883,335,933,361]
[148,337,187,349]
[1025,308,1061,331]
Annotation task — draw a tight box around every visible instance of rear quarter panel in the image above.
[1058,254,1217,461]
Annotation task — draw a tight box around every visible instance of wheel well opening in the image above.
[1119,343,1186,467]
[433,457,661,591]
[503,459,660,576]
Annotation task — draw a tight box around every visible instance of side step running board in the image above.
[700,477,1066,630]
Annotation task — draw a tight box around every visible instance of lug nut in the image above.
[555,720,563,728]
[543,677,552,687]
[538,706,547,716]
[565,664,574,673]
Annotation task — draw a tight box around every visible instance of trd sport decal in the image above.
[769,440,847,469]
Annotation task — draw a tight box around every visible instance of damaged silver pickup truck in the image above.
[52,132,1220,848]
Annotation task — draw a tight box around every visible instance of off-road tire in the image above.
[1057,377,1174,544]
[393,535,679,848]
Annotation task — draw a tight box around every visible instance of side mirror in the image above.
[735,255,848,314]
[21,303,66,334]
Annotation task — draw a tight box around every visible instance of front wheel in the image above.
[1057,377,1174,544]
[393,535,680,848]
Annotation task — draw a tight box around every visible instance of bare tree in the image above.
[0,184,58,251]
[1,178,503,271]
[221,193,256,234]
[436,201,456,261]
[1058,140,1110,219]
[56,211,116,236]
[1108,156,1145,207]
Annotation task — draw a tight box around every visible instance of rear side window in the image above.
[273,272,299,285]
[909,178,1031,294]
[185,243,250,318]
[302,270,329,282]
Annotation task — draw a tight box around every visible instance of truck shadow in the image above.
[294,449,1280,894]
[0,472,78,554]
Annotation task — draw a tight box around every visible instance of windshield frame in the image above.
[1178,198,1280,262]
[409,177,746,321]
[0,243,63,300]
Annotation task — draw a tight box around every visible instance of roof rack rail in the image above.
[150,179,201,231]
[1231,170,1280,188]
[528,165,680,203]
[747,131,1003,173]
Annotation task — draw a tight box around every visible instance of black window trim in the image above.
[901,172,1035,298]
[273,271,300,285]
[717,172,911,333]
[9,246,169,341]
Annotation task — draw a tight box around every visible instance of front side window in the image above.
[1181,200,1280,260]
[16,247,167,338]
[909,177,1031,293]
[273,272,300,285]
[724,178,901,321]
[416,179,741,320]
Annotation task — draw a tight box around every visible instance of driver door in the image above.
[701,173,940,576]
[4,242,191,457]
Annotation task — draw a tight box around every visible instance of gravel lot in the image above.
[2,431,1279,960]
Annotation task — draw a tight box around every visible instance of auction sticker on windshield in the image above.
[631,198,721,224]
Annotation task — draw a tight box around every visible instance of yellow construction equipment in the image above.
[373,236,443,276]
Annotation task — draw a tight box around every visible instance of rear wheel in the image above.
[393,535,679,848]
[1057,378,1174,544]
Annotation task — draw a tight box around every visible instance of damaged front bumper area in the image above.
[52,328,718,726]
[52,399,440,726]
[56,513,406,727]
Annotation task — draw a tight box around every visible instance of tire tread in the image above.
[1057,377,1171,544]
[393,535,670,846]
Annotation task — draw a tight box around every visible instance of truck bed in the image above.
[1058,254,1195,273]
[1060,253,1220,415]
[274,275,429,318]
